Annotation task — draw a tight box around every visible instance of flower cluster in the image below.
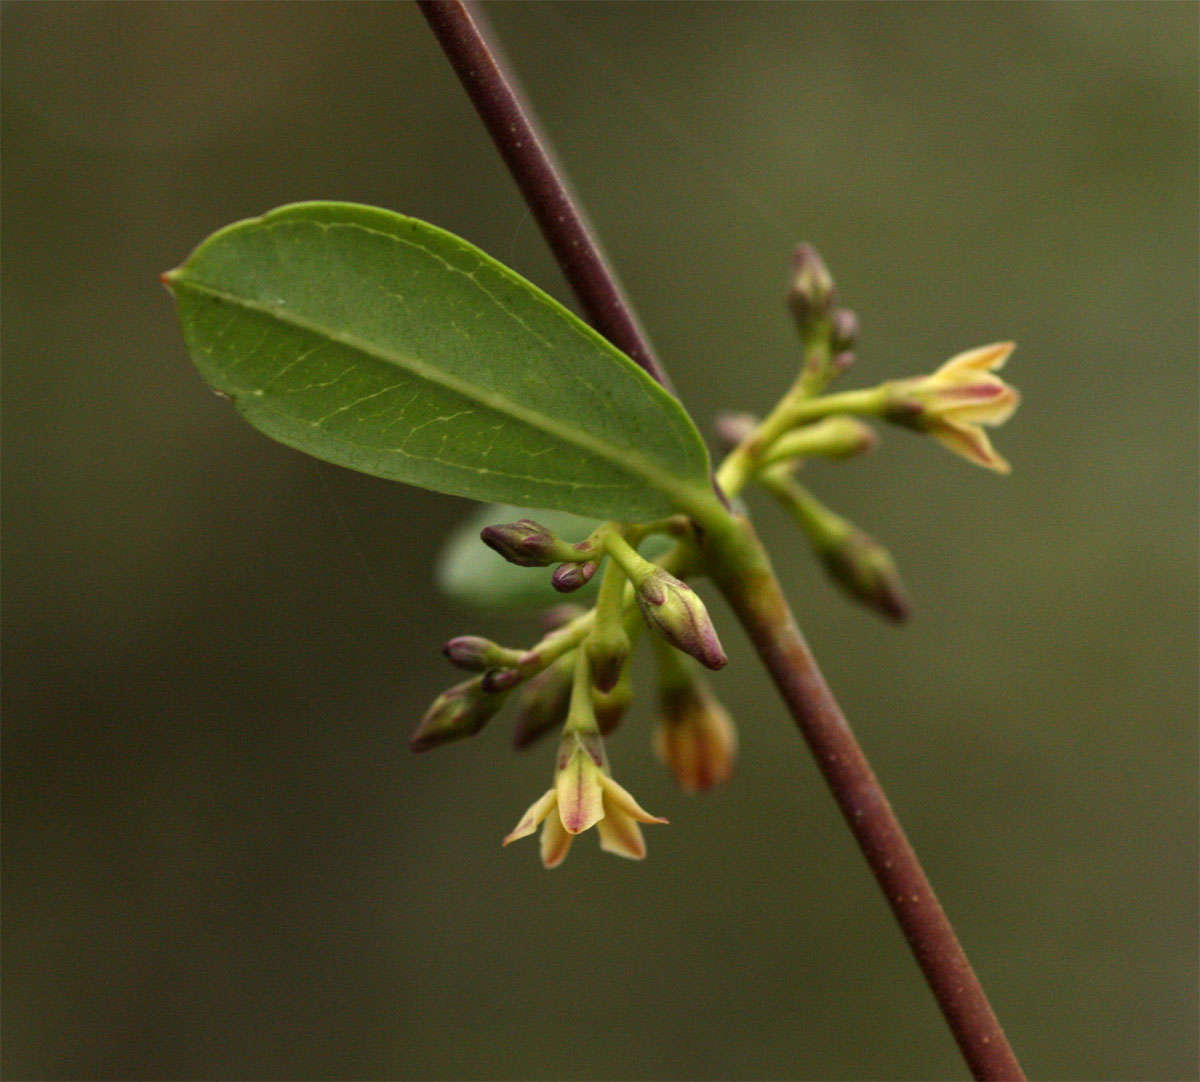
[414,242,1020,869]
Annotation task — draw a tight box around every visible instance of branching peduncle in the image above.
[418,2,1025,1078]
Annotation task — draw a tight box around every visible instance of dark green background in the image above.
[4,3,1196,1079]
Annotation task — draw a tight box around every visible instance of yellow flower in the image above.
[889,342,1020,473]
[502,731,667,868]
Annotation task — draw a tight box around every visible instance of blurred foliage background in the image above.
[3,3,1196,1079]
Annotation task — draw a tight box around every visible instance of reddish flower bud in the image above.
[480,519,566,567]
[830,307,858,352]
[635,569,727,671]
[788,243,836,330]
[410,677,508,753]
[442,635,515,671]
[818,529,911,624]
[551,560,598,593]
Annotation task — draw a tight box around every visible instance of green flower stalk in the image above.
[757,416,878,467]
[583,556,632,693]
[762,471,911,623]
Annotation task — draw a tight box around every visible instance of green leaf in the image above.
[436,503,673,614]
[164,202,711,521]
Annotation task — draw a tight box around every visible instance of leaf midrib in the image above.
[173,274,706,511]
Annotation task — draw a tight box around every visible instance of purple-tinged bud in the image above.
[832,349,856,374]
[482,667,522,693]
[830,307,858,352]
[442,635,508,671]
[410,677,508,753]
[635,569,727,670]
[551,560,598,593]
[714,411,760,453]
[787,243,836,330]
[480,519,565,567]
[584,624,631,694]
[512,655,574,750]
[819,529,912,624]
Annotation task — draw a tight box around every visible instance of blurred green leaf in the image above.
[437,502,673,614]
[164,202,711,520]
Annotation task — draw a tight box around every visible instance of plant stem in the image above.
[417,0,674,395]
[419,3,1025,1078]
[699,509,1025,1082]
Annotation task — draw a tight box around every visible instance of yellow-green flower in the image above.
[503,731,667,868]
[888,342,1020,473]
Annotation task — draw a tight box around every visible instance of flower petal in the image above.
[600,774,669,825]
[540,811,575,868]
[931,419,1011,474]
[937,341,1015,377]
[948,384,1020,427]
[596,809,648,860]
[502,788,557,847]
[555,747,605,834]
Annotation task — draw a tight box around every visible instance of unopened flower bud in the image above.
[481,667,522,693]
[830,307,858,352]
[788,243,836,330]
[442,635,517,671]
[654,675,738,793]
[480,519,569,567]
[635,569,727,671]
[512,654,574,749]
[822,417,877,458]
[410,677,508,752]
[551,560,598,593]
[819,528,911,624]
